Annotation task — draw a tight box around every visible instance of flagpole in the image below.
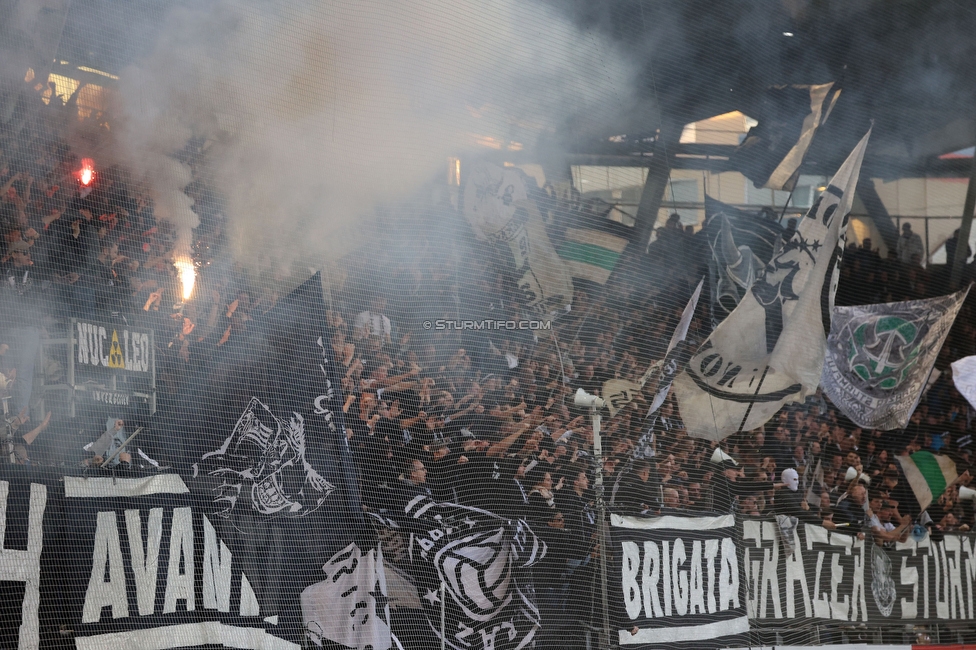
[574,387,611,650]
[440,582,446,650]
[591,405,611,650]
[735,365,770,434]
[99,427,143,468]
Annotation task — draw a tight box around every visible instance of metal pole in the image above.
[592,406,611,650]
[633,129,677,253]
[924,218,930,268]
[950,153,976,291]
[440,581,446,650]
[99,427,142,468]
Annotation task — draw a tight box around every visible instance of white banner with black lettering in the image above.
[611,513,749,649]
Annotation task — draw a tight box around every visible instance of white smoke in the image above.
[109,0,632,264]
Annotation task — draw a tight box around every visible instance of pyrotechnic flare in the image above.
[174,256,196,302]
[79,158,95,186]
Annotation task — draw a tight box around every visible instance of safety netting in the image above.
[2,2,976,650]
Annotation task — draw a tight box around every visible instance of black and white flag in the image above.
[704,197,784,328]
[822,288,970,430]
[373,494,546,650]
[647,278,704,416]
[674,131,870,441]
[172,274,390,649]
[600,279,703,419]
[463,161,574,314]
[730,82,841,191]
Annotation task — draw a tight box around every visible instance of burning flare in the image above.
[174,256,196,302]
[79,158,95,186]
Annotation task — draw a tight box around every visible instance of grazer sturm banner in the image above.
[612,513,749,649]
[822,287,970,430]
[742,518,976,624]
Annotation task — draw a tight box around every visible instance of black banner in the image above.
[9,490,976,646]
[611,512,976,640]
[611,513,749,649]
[0,470,305,649]
[742,518,976,625]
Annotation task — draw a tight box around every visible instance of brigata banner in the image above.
[612,513,976,644]
[612,513,749,649]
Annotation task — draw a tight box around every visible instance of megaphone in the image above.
[574,388,606,409]
[711,447,738,466]
[959,486,976,502]
[845,466,871,485]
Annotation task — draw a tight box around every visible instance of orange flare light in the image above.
[79,158,95,186]
[174,257,196,302]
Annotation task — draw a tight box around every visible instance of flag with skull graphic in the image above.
[178,273,390,649]
[822,287,970,430]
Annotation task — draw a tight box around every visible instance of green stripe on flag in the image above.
[558,242,621,272]
[911,451,948,501]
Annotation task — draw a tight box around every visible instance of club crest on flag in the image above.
[848,314,926,389]
[822,288,969,430]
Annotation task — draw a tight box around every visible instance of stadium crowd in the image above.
[3,72,976,642]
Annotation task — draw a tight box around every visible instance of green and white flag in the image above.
[558,227,629,285]
[895,451,957,512]
[821,287,970,430]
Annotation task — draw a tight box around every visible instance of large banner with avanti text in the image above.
[0,469,305,650]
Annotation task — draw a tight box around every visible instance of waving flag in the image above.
[952,355,976,411]
[559,227,629,285]
[674,131,870,441]
[600,279,703,418]
[463,162,573,314]
[896,451,958,512]
[704,197,784,327]
[822,288,969,429]
[647,278,704,415]
[371,494,545,650]
[167,274,390,649]
[730,82,841,190]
